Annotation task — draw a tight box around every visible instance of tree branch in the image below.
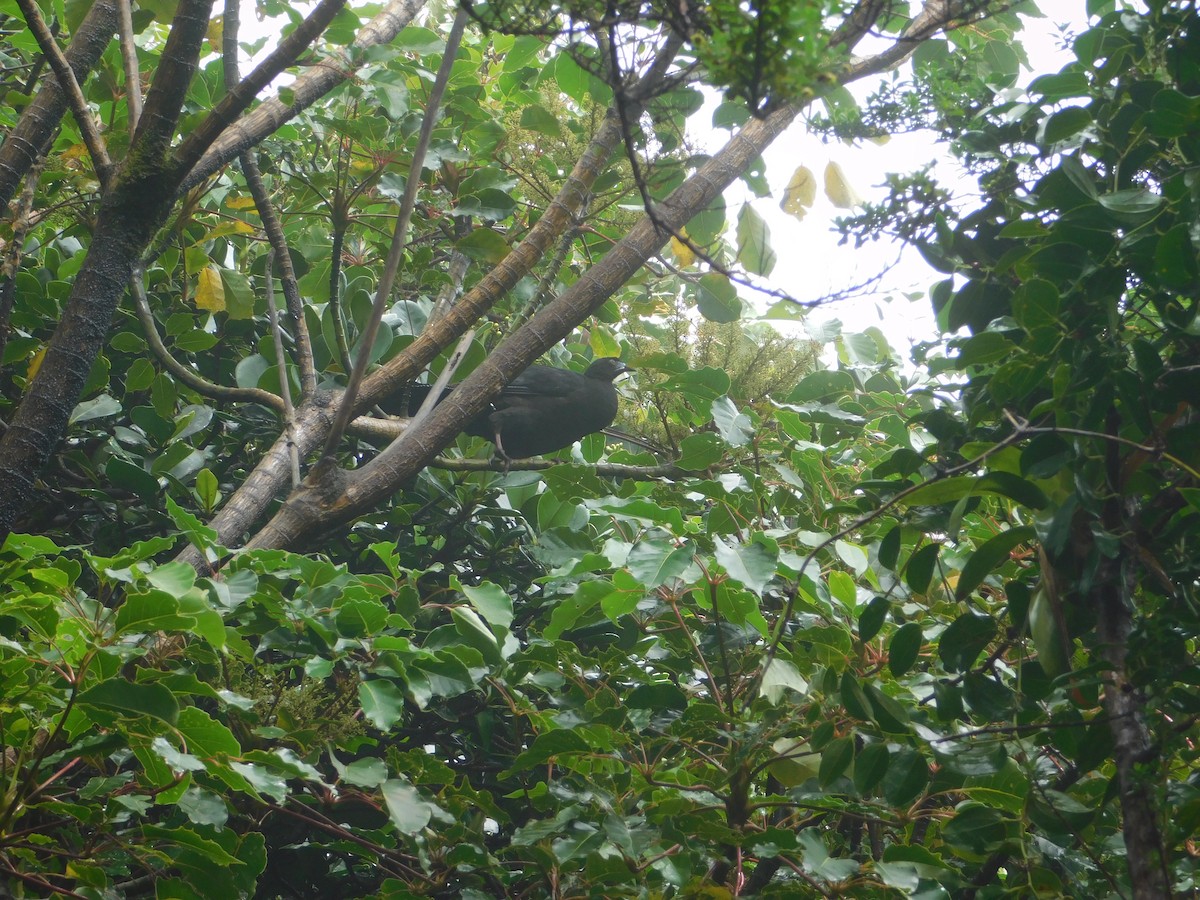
[130,267,285,411]
[180,0,428,190]
[117,0,142,133]
[174,0,349,176]
[0,0,116,209]
[14,0,114,187]
[320,7,468,460]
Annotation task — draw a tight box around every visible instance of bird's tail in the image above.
[377,382,444,417]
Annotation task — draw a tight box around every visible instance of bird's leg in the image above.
[494,429,512,474]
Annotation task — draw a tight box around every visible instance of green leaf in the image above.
[106,457,159,502]
[79,679,179,725]
[194,468,220,509]
[905,543,939,594]
[840,671,871,720]
[1040,106,1092,144]
[955,526,1036,602]
[114,590,194,635]
[71,393,122,424]
[143,824,242,866]
[145,561,196,597]
[736,204,776,276]
[338,757,388,789]
[942,805,1008,854]
[854,743,890,795]
[675,433,724,470]
[335,597,388,637]
[695,273,742,323]
[711,395,753,446]
[938,611,998,672]
[460,580,514,630]
[858,597,889,642]
[219,269,254,320]
[865,684,911,733]
[900,472,1048,510]
[393,25,444,54]
[382,780,435,834]
[510,730,588,771]
[818,736,854,786]
[176,707,240,758]
[882,749,928,806]
[827,570,857,608]
[178,786,228,827]
[1097,188,1162,215]
[626,539,692,588]
[359,679,405,730]
[878,527,901,570]
[545,579,611,639]
[456,228,509,264]
[451,607,502,665]
[519,104,562,137]
[713,535,777,594]
[888,622,923,676]
[760,657,809,704]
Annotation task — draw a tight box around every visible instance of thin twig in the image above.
[265,247,302,486]
[117,0,142,133]
[129,266,285,411]
[221,0,316,399]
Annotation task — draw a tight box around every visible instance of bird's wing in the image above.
[495,366,583,399]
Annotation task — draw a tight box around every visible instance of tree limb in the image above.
[14,0,113,187]
[0,0,116,209]
[180,0,429,190]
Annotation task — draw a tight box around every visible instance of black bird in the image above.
[383,358,631,462]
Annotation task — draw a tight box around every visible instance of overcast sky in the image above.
[717,4,1088,359]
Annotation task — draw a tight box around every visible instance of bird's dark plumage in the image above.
[383,358,631,461]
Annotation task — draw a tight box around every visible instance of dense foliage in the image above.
[3,0,1199,897]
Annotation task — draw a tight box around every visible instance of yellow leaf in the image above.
[823,161,862,209]
[226,196,258,210]
[207,15,223,46]
[27,346,46,380]
[205,221,256,240]
[670,228,696,267]
[780,165,816,220]
[195,266,226,312]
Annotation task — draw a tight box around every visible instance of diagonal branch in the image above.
[133,0,218,161]
[0,0,115,210]
[174,0,349,176]
[14,0,114,187]
[243,0,997,551]
[180,0,429,190]
[354,31,685,412]
[319,7,469,460]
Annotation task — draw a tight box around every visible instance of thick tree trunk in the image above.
[1097,564,1172,899]
[1099,409,1171,899]
[0,0,216,544]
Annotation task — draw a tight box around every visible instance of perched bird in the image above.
[382,357,631,462]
